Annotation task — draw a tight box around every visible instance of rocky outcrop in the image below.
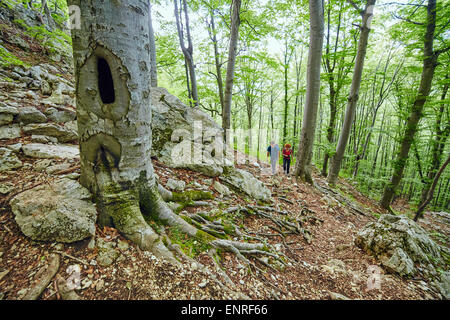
[22,122,77,142]
[10,178,97,243]
[21,143,79,159]
[0,147,22,172]
[151,87,232,177]
[0,103,19,125]
[17,106,47,124]
[355,214,446,278]
[0,124,21,140]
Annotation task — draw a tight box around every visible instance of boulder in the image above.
[10,178,97,243]
[17,106,47,124]
[355,214,445,277]
[22,123,77,142]
[220,167,271,201]
[22,143,79,159]
[150,87,232,177]
[0,147,22,172]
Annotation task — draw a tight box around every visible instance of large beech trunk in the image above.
[294,0,324,183]
[68,0,178,258]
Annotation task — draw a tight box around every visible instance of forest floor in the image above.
[0,11,448,300]
[0,151,447,300]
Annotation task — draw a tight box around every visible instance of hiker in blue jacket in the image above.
[267,141,280,175]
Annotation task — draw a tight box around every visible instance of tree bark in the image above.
[327,0,376,186]
[149,1,158,87]
[222,0,241,137]
[420,74,449,203]
[294,0,324,183]
[68,0,182,259]
[414,154,450,221]
[174,0,199,107]
[380,0,439,209]
[207,11,225,115]
[282,39,292,146]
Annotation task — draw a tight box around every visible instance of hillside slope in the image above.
[0,3,448,300]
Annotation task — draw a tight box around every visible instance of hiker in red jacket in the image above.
[282,144,292,175]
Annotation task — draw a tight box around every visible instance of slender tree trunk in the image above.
[292,47,304,156]
[380,0,439,209]
[282,39,292,146]
[294,0,324,183]
[207,11,225,114]
[420,75,449,203]
[321,4,342,177]
[327,0,376,185]
[222,0,241,137]
[174,0,198,107]
[414,154,450,221]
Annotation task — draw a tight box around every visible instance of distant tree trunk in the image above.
[174,0,198,107]
[414,154,450,221]
[292,47,304,156]
[149,1,158,87]
[321,4,342,177]
[282,39,292,146]
[327,0,376,186]
[380,0,441,209]
[294,0,324,183]
[222,0,241,137]
[257,91,264,160]
[206,11,225,115]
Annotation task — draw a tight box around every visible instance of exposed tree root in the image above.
[23,253,60,300]
[161,231,249,299]
[94,167,317,279]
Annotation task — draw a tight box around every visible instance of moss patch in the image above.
[167,226,212,258]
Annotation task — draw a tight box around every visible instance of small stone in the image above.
[198,280,208,288]
[0,148,22,172]
[17,289,28,297]
[5,143,22,153]
[35,159,53,171]
[213,181,232,196]
[117,240,129,251]
[166,178,186,191]
[31,135,58,144]
[329,291,351,300]
[95,279,104,291]
[81,279,92,289]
